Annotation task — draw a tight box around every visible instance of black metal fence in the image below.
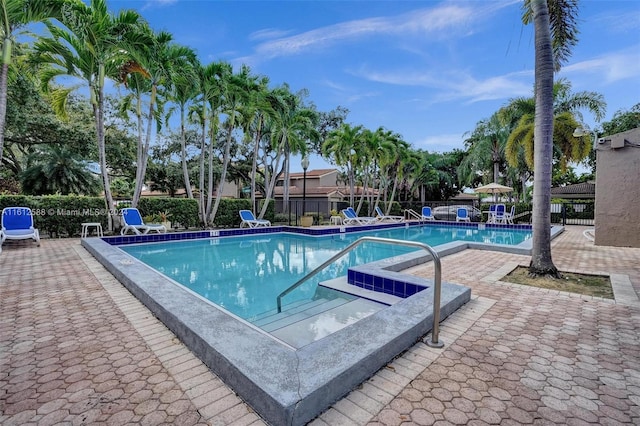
[271,199,595,226]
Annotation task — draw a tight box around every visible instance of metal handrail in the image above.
[276,236,444,348]
[404,208,422,220]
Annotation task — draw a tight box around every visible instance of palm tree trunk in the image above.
[0,56,9,168]
[530,0,559,277]
[94,88,116,229]
[133,86,156,207]
[259,154,284,219]
[250,117,263,213]
[180,106,193,199]
[210,121,234,223]
[198,121,206,226]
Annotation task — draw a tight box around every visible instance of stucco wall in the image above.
[594,128,640,247]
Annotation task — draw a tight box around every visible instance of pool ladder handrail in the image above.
[275,236,444,348]
[404,208,422,220]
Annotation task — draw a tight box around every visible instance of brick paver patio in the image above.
[1,226,639,425]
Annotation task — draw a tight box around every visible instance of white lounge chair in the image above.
[504,205,515,224]
[1,207,41,249]
[375,206,403,222]
[121,208,167,235]
[239,210,271,228]
[421,206,435,221]
[342,207,377,225]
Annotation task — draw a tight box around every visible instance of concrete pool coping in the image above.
[80,224,562,425]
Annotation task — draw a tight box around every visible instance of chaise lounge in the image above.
[239,210,271,228]
[121,208,167,235]
[1,207,41,251]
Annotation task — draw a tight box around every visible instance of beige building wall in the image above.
[594,127,640,247]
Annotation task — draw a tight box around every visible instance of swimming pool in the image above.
[83,222,560,425]
[120,224,532,323]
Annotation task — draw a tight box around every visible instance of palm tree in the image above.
[503,79,606,171]
[32,0,143,226]
[458,111,511,192]
[322,123,364,207]
[20,144,100,195]
[166,59,199,199]
[210,65,257,223]
[0,0,64,169]
[267,87,318,216]
[119,27,197,207]
[525,0,579,277]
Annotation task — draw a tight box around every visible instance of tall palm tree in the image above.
[525,0,579,277]
[459,111,511,192]
[166,58,199,199]
[210,65,257,223]
[322,123,364,207]
[32,0,143,226]
[503,79,605,171]
[267,87,318,216]
[119,27,197,207]
[0,0,64,169]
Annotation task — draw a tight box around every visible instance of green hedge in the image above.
[137,198,199,229]
[209,199,275,228]
[1,195,277,236]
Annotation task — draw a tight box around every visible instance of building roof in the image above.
[550,182,595,198]
[287,169,338,179]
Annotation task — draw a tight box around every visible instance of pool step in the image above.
[251,296,329,324]
[268,298,386,348]
[254,297,349,331]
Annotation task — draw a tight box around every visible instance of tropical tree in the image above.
[0,0,64,170]
[322,123,364,206]
[503,79,605,171]
[166,58,200,199]
[32,0,143,226]
[119,27,197,207]
[525,0,579,277]
[210,65,257,223]
[266,86,318,216]
[458,111,511,192]
[20,144,100,195]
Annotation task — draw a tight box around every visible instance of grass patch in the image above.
[502,266,613,299]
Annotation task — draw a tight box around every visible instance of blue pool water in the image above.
[120,225,531,322]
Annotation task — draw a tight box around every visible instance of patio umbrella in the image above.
[474,182,513,202]
[474,182,514,194]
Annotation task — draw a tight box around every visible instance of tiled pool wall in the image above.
[101,219,537,246]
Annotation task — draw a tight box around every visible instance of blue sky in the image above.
[113,0,640,172]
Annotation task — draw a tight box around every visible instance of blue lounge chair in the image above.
[456,207,471,222]
[421,206,435,221]
[1,207,40,250]
[374,206,403,222]
[239,210,271,228]
[121,208,167,235]
[342,207,377,225]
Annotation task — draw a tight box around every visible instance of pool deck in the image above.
[1,225,640,425]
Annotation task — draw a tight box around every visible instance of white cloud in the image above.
[413,133,466,153]
[561,47,640,84]
[141,0,178,10]
[353,66,533,104]
[248,1,516,61]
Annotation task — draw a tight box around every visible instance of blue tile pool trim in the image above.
[347,268,428,298]
[101,220,535,246]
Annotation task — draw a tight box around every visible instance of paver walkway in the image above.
[1,226,639,425]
